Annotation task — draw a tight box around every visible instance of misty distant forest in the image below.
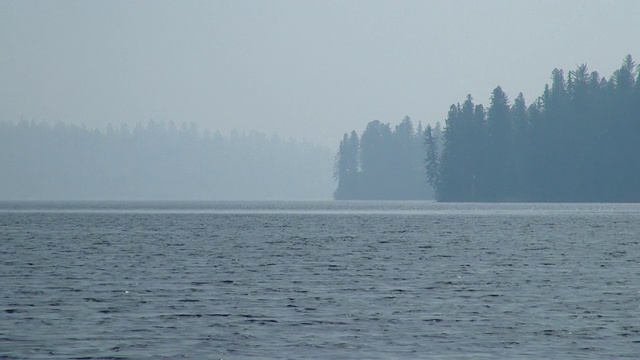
[334,55,640,202]
[0,120,333,200]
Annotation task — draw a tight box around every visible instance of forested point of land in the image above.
[333,117,434,200]
[334,55,640,202]
[0,120,333,200]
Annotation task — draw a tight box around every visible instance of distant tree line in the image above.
[335,55,640,202]
[0,120,334,200]
[333,116,433,199]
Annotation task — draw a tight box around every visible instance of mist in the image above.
[2,1,640,201]
[2,1,640,149]
[0,120,334,200]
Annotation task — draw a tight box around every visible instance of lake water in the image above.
[1,201,639,359]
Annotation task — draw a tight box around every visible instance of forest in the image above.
[333,117,434,200]
[0,120,333,200]
[334,55,640,202]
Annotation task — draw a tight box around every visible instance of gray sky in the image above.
[1,0,639,148]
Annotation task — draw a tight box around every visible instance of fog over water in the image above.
[4,4,640,359]
[1,1,639,200]
[1,1,639,149]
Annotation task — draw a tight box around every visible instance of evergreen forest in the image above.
[334,55,640,202]
[0,120,333,200]
[333,117,433,200]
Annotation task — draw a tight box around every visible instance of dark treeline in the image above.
[335,55,640,202]
[0,120,333,200]
[333,116,433,199]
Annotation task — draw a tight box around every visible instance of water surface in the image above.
[1,201,639,358]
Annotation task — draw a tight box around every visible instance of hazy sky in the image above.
[1,0,639,148]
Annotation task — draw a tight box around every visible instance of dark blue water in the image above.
[1,201,639,359]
